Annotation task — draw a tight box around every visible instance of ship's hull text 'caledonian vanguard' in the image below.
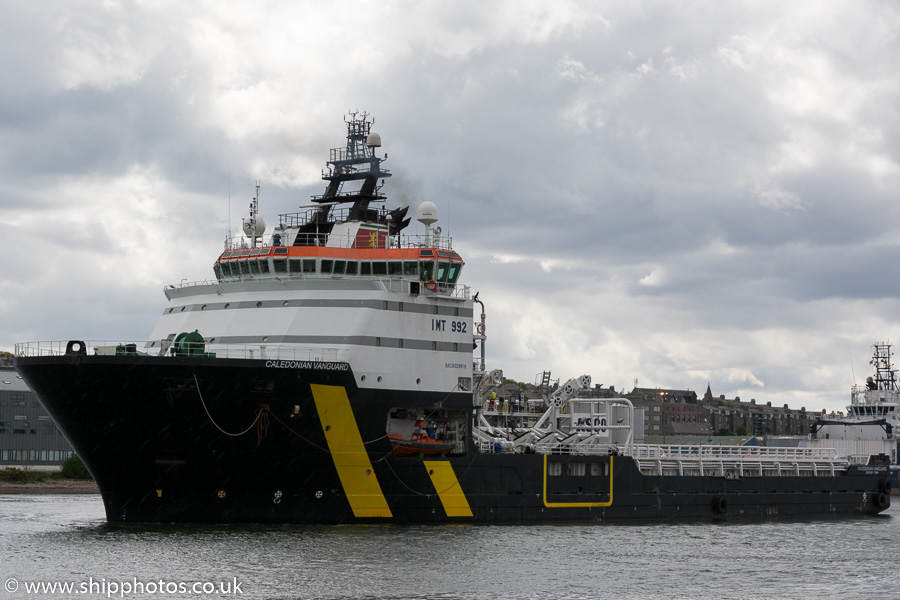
[15,113,891,523]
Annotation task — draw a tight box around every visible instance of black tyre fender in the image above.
[713,495,727,515]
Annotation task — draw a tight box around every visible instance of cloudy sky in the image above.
[3,1,899,413]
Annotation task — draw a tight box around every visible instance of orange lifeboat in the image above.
[389,421,454,457]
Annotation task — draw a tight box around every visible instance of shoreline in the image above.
[0,479,99,495]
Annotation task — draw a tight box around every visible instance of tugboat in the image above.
[15,113,891,523]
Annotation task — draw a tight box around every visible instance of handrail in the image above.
[15,341,342,362]
[627,443,845,461]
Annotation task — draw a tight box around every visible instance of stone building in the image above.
[623,387,711,437]
[698,385,813,436]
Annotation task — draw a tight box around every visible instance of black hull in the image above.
[15,355,892,524]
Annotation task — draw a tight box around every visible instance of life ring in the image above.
[879,478,892,494]
[874,492,890,509]
[476,323,485,335]
[424,280,437,292]
[712,495,727,515]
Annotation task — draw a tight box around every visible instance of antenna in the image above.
[225,172,233,250]
[850,348,856,387]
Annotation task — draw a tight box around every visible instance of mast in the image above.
[869,342,897,391]
[294,111,409,246]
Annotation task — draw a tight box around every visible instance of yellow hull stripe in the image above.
[424,460,473,517]
[542,455,614,508]
[311,384,392,518]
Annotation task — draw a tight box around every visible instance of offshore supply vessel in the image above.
[15,113,891,523]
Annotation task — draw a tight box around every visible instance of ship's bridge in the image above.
[214,240,464,295]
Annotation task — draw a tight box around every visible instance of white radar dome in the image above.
[366,132,382,147]
[417,201,438,226]
[242,215,266,237]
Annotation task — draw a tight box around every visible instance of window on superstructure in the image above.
[345,261,358,275]
[320,260,333,274]
[372,262,387,276]
[288,259,302,273]
[239,261,251,275]
[259,260,270,273]
[360,262,372,275]
[388,262,402,276]
[404,262,418,276]
[333,260,346,275]
[420,261,434,282]
[273,259,287,273]
[249,260,260,274]
[437,262,450,282]
[448,263,462,284]
[302,260,316,273]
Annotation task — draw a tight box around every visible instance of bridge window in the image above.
[273,259,287,273]
[360,262,372,275]
[302,260,316,273]
[239,261,250,275]
[289,259,303,273]
[437,262,450,282]
[420,261,434,281]
[320,260,333,274]
[333,260,346,275]
[249,260,260,274]
[404,261,418,276]
[372,262,387,276]
[388,262,403,276]
[448,263,462,283]
[345,261,358,275]
[258,260,270,273]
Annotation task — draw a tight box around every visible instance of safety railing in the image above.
[16,341,342,362]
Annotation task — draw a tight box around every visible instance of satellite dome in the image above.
[417,201,438,226]
[366,132,382,147]
[242,215,266,237]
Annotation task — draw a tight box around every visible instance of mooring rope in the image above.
[193,372,263,437]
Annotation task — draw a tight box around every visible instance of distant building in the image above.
[0,366,74,466]
[699,384,813,436]
[624,387,712,437]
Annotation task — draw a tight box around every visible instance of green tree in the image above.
[735,425,749,436]
[60,454,92,479]
[717,428,732,436]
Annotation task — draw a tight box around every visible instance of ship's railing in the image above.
[627,443,847,461]
[165,274,471,300]
[225,231,455,252]
[629,444,855,477]
[15,341,341,362]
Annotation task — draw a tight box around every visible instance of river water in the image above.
[1,494,897,600]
